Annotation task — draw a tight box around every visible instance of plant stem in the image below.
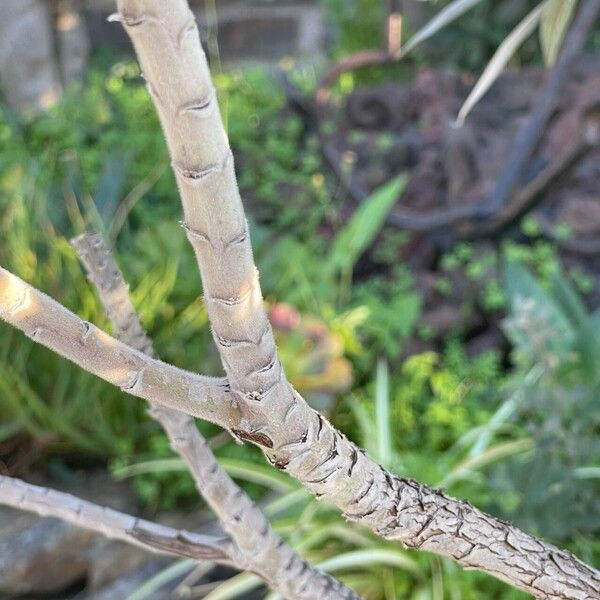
[114,1,600,597]
[72,231,356,600]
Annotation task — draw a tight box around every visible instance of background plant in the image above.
[0,3,599,595]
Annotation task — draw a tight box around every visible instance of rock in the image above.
[0,0,62,112]
[87,539,157,592]
[0,507,93,595]
[0,470,140,596]
[79,557,174,600]
[0,468,225,598]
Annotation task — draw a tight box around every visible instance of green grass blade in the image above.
[203,572,262,600]
[456,1,548,125]
[401,0,483,57]
[125,559,196,600]
[113,456,296,493]
[376,357,392,468]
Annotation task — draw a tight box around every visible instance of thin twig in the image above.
[0,475,237,565]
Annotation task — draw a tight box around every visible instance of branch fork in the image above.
[0,1,599,598]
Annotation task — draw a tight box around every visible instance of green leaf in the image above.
[218,457,297,493]
[94,152,131,225]
[440,439,534,488]
[502,259,575,357]
[318,547,422,577]
[203,572,261,600]
[375,358,393,468]
[574,467,600,480]
[456,1,548,125]
[126,560,195,600]
[540,0,578,66]
[264,488,310,516]
[113,456,296,493]
[329,176,406,273]
[401,0,484,57]
[549,268,587,327]
[349,397,377,456]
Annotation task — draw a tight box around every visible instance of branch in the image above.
[2,261,600,598]
[72,232,357,600]
[71,233,155,355]
[0,265,236,428]
[0,475,237,565]
[113,1,600,597]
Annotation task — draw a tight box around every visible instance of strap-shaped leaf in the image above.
[456,1,548,125]
[401,0,484,57]
[540,0,579,65]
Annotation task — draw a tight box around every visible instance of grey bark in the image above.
[72,231,359,600]
[114,1,600,598]
[0,475,237,566]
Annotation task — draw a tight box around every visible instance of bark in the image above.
[0,266,234,427]
[72,232,358,600]
[0,475,237,566]
[113,1,600,598]
[2,265,599,598]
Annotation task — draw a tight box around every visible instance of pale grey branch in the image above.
[72,231,357,600]
[114,0,600,597]
[0,265,236,428]
[0,475,236,565]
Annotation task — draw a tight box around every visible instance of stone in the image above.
[0,470,140,596]
[0,507,94,595]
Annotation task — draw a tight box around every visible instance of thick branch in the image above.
[114,1,600,597]
[72,232,357,600]
[0,266,236,428]
[0,475,236,565]
[2,262,599,598]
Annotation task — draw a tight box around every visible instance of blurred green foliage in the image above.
[490,261,600,543]
[0,43,598,597]
[321,0,551,69]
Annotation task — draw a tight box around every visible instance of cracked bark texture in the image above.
[115,1,600,598]
[72,231,358,600]
[2,265,599,599]
[0,475,237,565]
